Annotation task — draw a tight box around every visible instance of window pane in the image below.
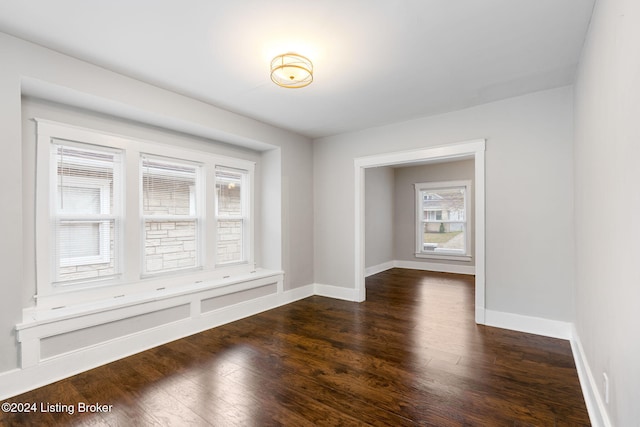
[55,144,116,215]
[59,186,101,214]
[215,167,248,265]
[55,220,116,283]
[418,185,467,256]
[421,188,465,221]
[217,219,243,264]
[141,157,200,275]
[144,220,198,274]
[142,158,197,216]
[53,142,121,284]
[59,222,100,258]
[422,222,465,253]
[216,169,243,216]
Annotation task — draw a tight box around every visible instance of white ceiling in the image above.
[0,0,594,139]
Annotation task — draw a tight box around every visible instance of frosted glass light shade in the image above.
[270,53,313,88]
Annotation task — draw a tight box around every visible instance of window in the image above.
[141,156,202,275]
[215,167,249,265]
[36,120,255,307]
[52,141,123,285]
[426,210,443,221]
[415,180,471,260]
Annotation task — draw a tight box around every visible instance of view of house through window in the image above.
[415,181,470,258]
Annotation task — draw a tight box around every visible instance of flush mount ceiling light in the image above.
[270,53,313,88]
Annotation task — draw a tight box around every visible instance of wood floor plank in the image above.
[0,269,590,426]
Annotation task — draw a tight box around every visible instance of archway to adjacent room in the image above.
[354,139,486,324]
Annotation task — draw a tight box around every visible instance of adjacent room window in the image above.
[36,120,255,306]
[142,156,202,275]
[52,141,123,285]
[415,180,471,260]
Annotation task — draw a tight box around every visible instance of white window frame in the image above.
[414,180,472,261]
[37,123,126,299]
[35,119,255,309]
[140,154,204,277]
[57,176,112,267]
[214,166,251,267]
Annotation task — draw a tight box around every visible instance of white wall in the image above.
[314,86,575,322]
[364,167,395,269]
[0,32,314,375]
[573,0,640,424]
[394,160,475,267]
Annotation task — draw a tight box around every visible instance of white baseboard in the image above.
[570,325,612,427]
[394,260,475,275]
[313,283,359,301]
[0,284,314,401]
[364,260,395,277]
[364,260,475,276]
[485,312,607,426]
[484,309,572,340]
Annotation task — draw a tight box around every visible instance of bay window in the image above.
[35,120,255,308]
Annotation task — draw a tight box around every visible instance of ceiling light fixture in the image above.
[270,53,313,88]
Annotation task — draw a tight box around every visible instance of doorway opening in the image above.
[354,139,486,324]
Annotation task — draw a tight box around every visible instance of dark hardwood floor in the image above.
[0,269,590,426]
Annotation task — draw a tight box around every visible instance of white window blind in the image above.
[215,166,248,265]
[52,141,122,285]
[142,156,201,275]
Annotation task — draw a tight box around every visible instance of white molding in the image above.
[394,260,475,276]
[414,252,472,262]
[0,279,314,401]
[353,140,486,168]
[484,309,572,340]
[364,261,395,277]
[364,260,475,278]
[285,283,315,302]
[570,325,612,427]
[313,283,359,302]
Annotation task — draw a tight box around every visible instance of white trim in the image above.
[365,260,475,276]
[484,309,572,340]
[570,325,612,427]
[394,260,475,276]
[364,261,395,277]
[414,252,472,262]
[354,139,486,322]
[1,276,316,401]
[313,283,360,302]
